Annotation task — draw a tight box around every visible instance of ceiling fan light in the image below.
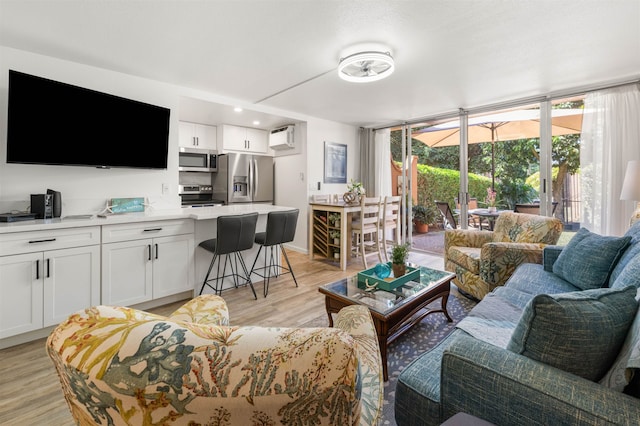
[338,51,395,83]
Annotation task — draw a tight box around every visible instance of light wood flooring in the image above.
[0,249,443,425]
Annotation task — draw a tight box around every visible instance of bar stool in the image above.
[249,209,299,297]
[198,212,258,299]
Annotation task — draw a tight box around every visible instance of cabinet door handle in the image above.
[47,258,51,278]
[143,228,162,232]
[36,259,40,280]
[148,244,152,261]
[29,238,56,244]
[154,243,159,259]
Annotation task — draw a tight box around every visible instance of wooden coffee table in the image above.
[318,265,455,381]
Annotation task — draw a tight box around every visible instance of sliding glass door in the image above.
[388,96,584,254]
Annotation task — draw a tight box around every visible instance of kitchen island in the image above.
[0,204,293,348]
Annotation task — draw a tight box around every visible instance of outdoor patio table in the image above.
[468,208,509,231]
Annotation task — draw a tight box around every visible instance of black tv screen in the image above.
[6,70,170,169]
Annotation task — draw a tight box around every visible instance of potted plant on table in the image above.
[390,242,410,277]
[485,188,498,213]
[412,204,437,233]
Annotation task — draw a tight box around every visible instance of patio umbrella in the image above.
[412,108,583,189]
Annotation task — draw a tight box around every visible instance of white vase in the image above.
[488,206,497,213]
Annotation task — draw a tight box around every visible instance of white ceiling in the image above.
[1,0,639,129]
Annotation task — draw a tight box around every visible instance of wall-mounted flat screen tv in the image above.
[6,70,170,169]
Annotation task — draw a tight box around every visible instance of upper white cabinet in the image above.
[179,121,218,150]
[219,124,268,154]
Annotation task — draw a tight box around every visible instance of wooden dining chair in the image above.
[351,196,383,269]
[380,195,401,262]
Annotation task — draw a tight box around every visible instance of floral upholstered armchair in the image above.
[47,295,383,425]
[445,211,563,300]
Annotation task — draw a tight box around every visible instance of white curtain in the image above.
[580,84,640,236]
[359,128,392,197]
[374,128,392,197]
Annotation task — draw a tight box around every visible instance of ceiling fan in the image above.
[255,44,394,103]
[338,51,395,82]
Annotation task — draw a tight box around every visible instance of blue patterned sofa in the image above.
[47,295,383,425]
[396,221,640,425]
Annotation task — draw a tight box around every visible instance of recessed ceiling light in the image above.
[338,44,395,83]
[253,120,260,125]
[234,107,243,112]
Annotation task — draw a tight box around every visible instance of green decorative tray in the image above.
[357,263,420,292]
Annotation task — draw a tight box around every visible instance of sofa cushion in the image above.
[552,228,631,290]
[610,221,640,284]
[506,286,638,382]
[395,329,464,424]
[448,246,481,274]
[600,297,640,391]
[504,263,579,296]
[610,252,640,291]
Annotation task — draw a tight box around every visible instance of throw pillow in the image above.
[552,227,631,290]
[600,295,640,391]
[507,286,638,382]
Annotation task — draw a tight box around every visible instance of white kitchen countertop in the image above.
[0,204,295,234]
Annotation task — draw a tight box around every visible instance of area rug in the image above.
[303,291,476,426]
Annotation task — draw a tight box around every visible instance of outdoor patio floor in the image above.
[411,228,446,255]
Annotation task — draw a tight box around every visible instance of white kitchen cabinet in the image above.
[101,220,194,306]
[0,253,43,338]
[0,227,101,339]
[220,124,268,153]
[179,121,218,150]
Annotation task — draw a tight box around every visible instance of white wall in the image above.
[0,47,360,253]
[274,120,359,253]
[0,47,182,215]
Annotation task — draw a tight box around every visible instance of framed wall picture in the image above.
[324,142,347,183]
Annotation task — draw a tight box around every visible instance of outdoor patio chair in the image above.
[456,197,487,229]
[514,202,559,216]
[436,201,459,229]
[514,203,540,215]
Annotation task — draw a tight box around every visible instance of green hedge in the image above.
[415,164,492,211]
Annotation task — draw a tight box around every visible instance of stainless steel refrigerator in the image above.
[212,153,274,204]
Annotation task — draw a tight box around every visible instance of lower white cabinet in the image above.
[0,219,195,344]
[0,227,101,339]
[101,220,194,306]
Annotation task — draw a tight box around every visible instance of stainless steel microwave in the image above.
[178,147,217,172]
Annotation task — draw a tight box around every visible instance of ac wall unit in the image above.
[269,125,295,150]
